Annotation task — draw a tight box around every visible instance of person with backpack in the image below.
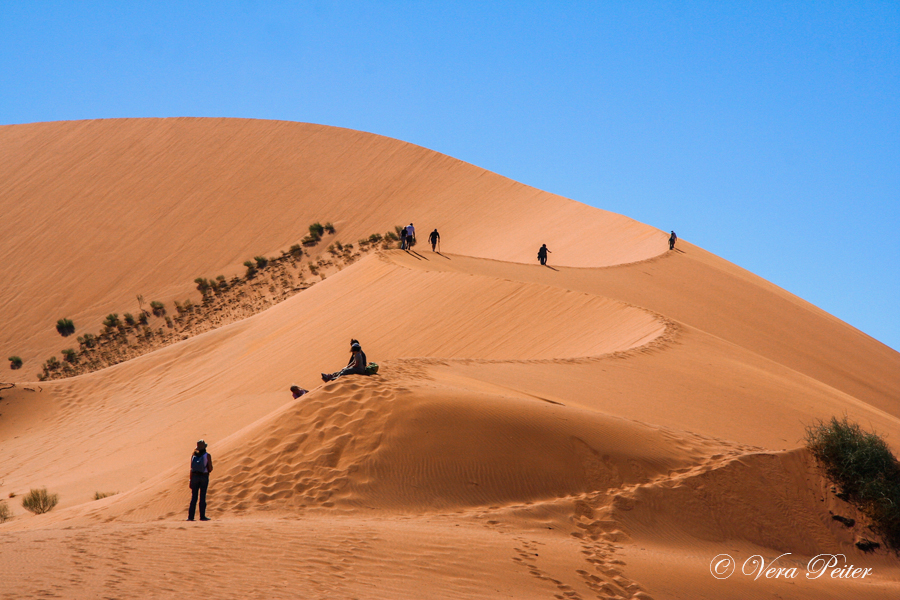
[429,228,440,252]
[538,244,551,266]
[188,439,213,521]
[322,341,367,382]
[669,231,677,250]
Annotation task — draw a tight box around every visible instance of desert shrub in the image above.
[254,256,268,269]
[124,313,136,327]
[301,234,319,246]
[8,356,23,370]
[21,488,59,514]
[215,275,227,289]
[138,312,148,325]
[368,233,383,244]
[78,333,96,349]
[103,314,120,329]
[174,301,184,315]
[357,238,369,248]
[194,277,211,295]
[182,299,194,313]
[384,230,399,242]
[0,500,12,523]
[289,244,303,258]
[806,416,900,551]
[150,301,166,317]
[56,318,75,336]
[93,491,117,500]
[44,356,60,371]
[165,316,173,328]
[324,222,335,234]
[309,222,325,238]
[243,260,257,279]
[394,225,406,238]
[61,349,77,363]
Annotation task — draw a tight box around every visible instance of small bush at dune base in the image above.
[150,301,166,317]
[56,318,75,336]
[21,488,59,515]
[806,416,900,551]
[93,491,117,500]
[8,356,23,370]
[0,500,12,523]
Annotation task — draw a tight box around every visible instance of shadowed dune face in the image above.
[0,118,666,373]
[1,118,899,599]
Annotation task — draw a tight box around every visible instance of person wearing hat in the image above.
[322,340,367,382]
[188,439,213,521]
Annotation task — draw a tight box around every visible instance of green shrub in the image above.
[0,500,11,522]
[103,314,120,329]
[138,312,148,325]
[56,318,75,336]
[243,260,257,279]
[289,244,303,258]
[384,230,399,242]
[124,313,136,327]
[44,356,60,371]
[61,349,78,363]
[21,488,59,514]
[368,233,383,244]
[150,301,166,317]
[806,416,900,551]
[165,316,173,328]
[324,222,335,234]
[78,333,96,349]
[194,277,211,295]
[309,222,325,238]
[8,356,23,370]
[93,491,117,500]
[254,256,268,269]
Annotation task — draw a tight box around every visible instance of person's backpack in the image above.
[365,362,379,375]
[191,453,208,473]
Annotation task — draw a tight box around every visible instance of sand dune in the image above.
[1,118,899,599]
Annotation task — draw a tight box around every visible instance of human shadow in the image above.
[434,252,451,260]
[543,264,559,271]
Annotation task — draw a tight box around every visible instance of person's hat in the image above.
[351,342,361,351]
[290,385,300,391]
[197,439,207,446]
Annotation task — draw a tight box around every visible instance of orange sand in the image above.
[1,119,898,599]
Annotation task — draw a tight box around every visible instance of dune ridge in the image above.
[1,118,899,600]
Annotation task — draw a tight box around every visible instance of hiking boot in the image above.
[200,517,210,521]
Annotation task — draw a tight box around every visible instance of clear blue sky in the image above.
[2,1,898,351]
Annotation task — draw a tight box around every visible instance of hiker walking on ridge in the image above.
[406,223,416,248]
[187,439,213,521]
[322,341,367,382]
[429,228,440,252]
[400,227,408,250]
[669,231,677,251]
[538,244,551,266]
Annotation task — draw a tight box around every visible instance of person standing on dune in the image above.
[669,231,677,250]
[406,223,416,248]
[538,244,551,266]
[400,227,408,250]
[429,228,440,252]
[188,439,213,521]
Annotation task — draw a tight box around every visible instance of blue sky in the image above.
[2,1,898,351]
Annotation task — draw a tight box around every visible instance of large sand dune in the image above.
[1,118,899,599]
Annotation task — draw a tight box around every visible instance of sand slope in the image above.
[1,118,899,600]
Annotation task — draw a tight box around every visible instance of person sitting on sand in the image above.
[188,439,213,522]
[322,341,367,382]
[290,385,308,399]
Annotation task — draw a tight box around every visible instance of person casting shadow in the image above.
[187,439,213,521]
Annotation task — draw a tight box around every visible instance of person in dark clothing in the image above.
[322,341,367,382]
[290,385,307,399]
[669,231,677,250]
[188,439,213,521]
[537,244,551,266]
[429,229,440,252]
[400,227,408,250]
